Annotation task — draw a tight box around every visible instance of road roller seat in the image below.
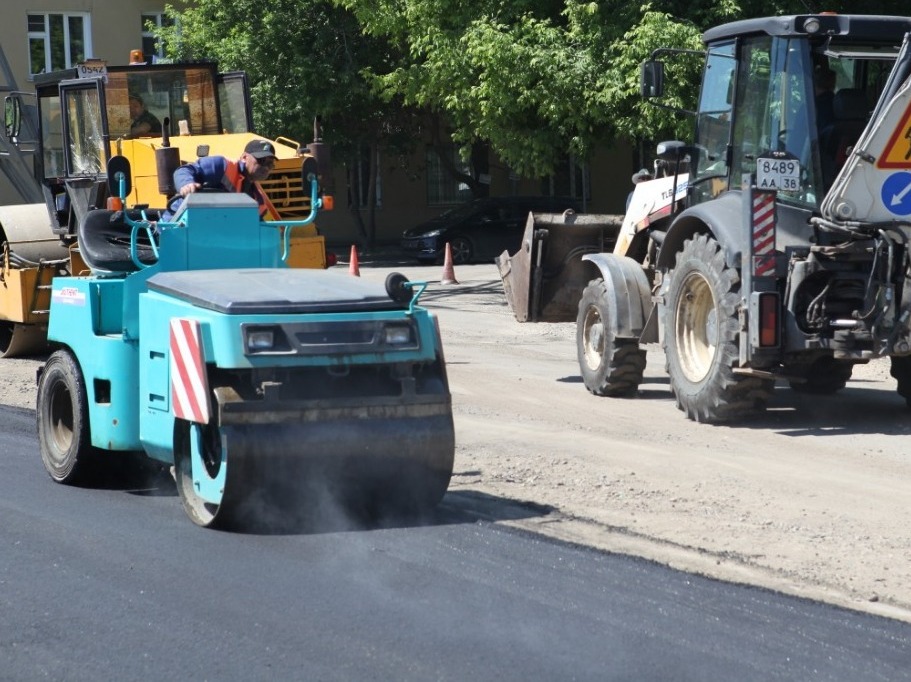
[77,209,158,275]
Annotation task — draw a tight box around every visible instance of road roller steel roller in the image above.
[35,157,454,529]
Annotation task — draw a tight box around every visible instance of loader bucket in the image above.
[496,212,622,322]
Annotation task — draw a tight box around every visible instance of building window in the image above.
[141,13,174,63]
[28,12,92,76]
[542,155,590,205]
[347,145,382,209]
[426,146,471,206]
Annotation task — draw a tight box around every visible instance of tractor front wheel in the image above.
[576,278,646,396]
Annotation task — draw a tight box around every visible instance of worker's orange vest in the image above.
[223,160,280,220]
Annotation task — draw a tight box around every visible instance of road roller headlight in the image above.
[248,329,274,350]
[244,326,290,354]
[384,324,413,346]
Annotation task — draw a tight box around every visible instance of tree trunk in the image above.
[364,141,379,251]
[347,163,368,248]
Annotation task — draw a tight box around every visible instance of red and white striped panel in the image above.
[170,318,210,424]
[752,192,776,277]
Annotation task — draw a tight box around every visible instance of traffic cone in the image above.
[348,245,360,277]
[440,242,459,285]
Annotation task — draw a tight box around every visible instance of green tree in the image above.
[156,0,409,247]
[339,0,911,181]
[160,0,911,210]
[335,0,727,178]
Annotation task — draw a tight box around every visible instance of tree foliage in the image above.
[160,0,911,182]
[157,0,421,246]
[331,0,731,175]
[157,0,402,157]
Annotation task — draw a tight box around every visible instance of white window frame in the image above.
[141,12,173,62]
[27,12,93,77]
[426,145,471,206]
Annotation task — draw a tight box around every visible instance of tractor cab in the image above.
[648,15,911,212]
[29,60,254,238]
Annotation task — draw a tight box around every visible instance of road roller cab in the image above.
[35,157,454,529]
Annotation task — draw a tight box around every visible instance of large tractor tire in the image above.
[787,357,854,394]
[36,350,98,483]
[576,278,646,396]
[890,355,911,407]
[663,234,774,422]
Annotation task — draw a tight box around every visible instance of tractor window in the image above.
[731,36,823,209]
[218,73,252,134]
[816,54,894,190]
[39,92,64,178]
[691,40,735,203]
[63,85,106,176]
[104,66,220,139]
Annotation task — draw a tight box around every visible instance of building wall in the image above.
[317,141,633,247]
[0,1,172,205]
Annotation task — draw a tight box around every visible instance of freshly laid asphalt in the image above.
[2,405,910,681]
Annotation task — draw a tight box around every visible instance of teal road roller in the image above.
[35,156,454,528]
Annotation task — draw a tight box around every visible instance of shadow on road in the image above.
[94,461,552,537]
[744,384,911,436]
[417,278,508,307]
[558,370,911,437]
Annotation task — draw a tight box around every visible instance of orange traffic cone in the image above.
[348,244,360,277]
[440,242,459,285]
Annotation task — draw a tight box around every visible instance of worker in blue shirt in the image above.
[163,139,278,220]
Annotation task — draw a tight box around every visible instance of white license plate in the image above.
[756,156,800,191]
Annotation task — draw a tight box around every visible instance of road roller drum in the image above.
[0,204,71,357]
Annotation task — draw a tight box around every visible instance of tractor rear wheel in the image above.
[890,355,911,407]
[787,357,854,394]
[37,350,97,483]
[664,234,774,422]
[576,278,646,396]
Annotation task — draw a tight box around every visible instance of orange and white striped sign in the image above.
[752,192,776,277]
[170,318,210,424]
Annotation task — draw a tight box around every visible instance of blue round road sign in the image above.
[881,171,911,216]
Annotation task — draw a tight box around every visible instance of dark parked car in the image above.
[401,196,582,264]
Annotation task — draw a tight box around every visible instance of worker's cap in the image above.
[244,139,276,160]
[631,168,653,183]
[128,93,143,104]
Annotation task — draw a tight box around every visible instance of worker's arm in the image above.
[173,157,229,197]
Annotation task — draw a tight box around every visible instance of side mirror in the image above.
[640,60,665,99]
[4,95,21,139]
[107,155,132,198]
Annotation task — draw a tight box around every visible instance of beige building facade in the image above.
[0,1,632,248]
[0,1,173,204]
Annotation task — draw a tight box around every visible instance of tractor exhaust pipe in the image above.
[156,117,180,196]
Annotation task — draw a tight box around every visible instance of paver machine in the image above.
[1,54,332,358]
[499,13,911,422]
[35,155,454,528]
